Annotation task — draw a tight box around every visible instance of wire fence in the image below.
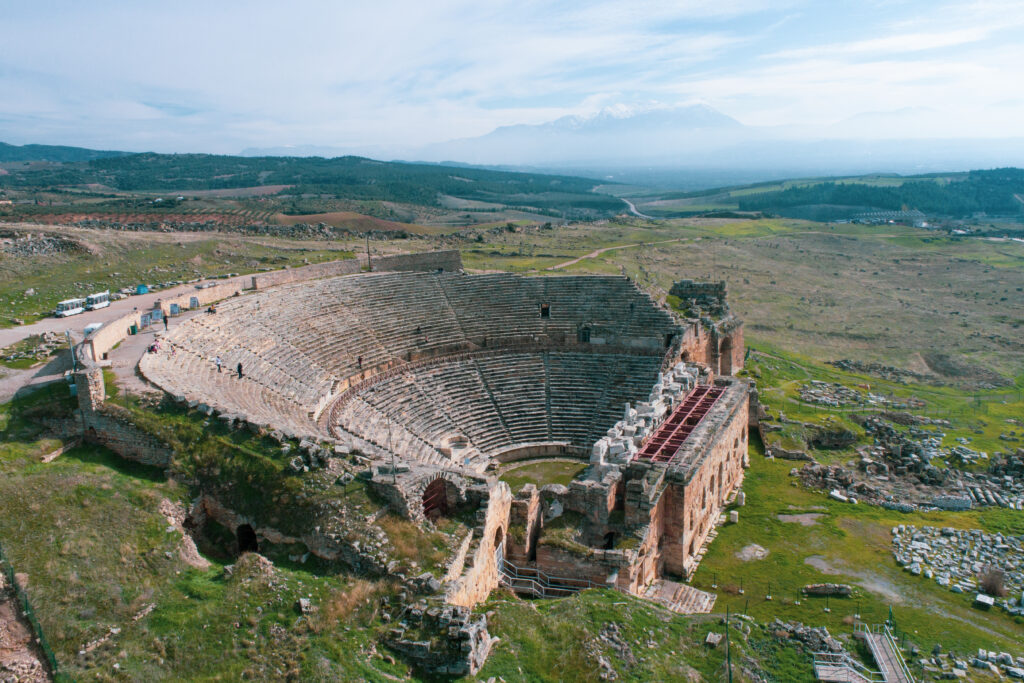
[0,539,60,678]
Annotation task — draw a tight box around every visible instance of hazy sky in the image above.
[2,0,1022,153]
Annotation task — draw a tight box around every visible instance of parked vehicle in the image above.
[85,290,110,310]
[55,298,85,317]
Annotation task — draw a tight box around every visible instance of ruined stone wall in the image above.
[715,323,745,376]
[669,280,726,301]
[677,395,749,577]
[156,281,247,316]
[86,311,144,362]
[370,250,462,273]
[192,494,388,574]
[250,258,363,289]
[492,442,588,464]
[368,466,471,524]
[72,364,175,466]
[676,322,715,367]
[74,366,106,412]
[249,250,461,290]
[81,404,174,467]
[506,485,542,564]
[445,482,512,608]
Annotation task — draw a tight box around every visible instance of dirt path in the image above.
[0,579,50,682]
[547,238,687,270]
[0,354,72,404]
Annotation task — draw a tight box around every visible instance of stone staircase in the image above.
[643,579,716,614]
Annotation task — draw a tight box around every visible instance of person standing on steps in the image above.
[215,356,222,373]
[237,362,243,379]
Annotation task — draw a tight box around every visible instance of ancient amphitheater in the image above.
[76,251,751,673]
[141,269,690,470]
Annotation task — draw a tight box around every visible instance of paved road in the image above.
[621,197,656,220]
[0,273,253,349]
[0,354,72,404]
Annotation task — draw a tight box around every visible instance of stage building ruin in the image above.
[75,251,749,674]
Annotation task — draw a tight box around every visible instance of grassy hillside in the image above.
[0,141,129,163]
[631,169,1024,220]
[0,152,624,220]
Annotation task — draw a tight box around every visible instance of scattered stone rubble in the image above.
[892,524,1024,612]
[796,411,1024,511]
[969,649,1024,679]
[0,231,82,257]
[827,359,930,384]
[2,331,63,365]
[798,381,924,409]
[770,619,846,654]
[384,601,494,676]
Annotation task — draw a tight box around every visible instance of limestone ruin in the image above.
[71,252,750,674]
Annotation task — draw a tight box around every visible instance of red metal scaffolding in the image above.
[634,384,725,464]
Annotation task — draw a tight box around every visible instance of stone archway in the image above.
[719,336,734,375]
[422,477,450,521]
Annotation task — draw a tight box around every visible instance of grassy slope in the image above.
[0,387,411,681]
[499,460,588,492]
[455,217,1024,379]
[0,228,357,327]
[692,434,1024,670]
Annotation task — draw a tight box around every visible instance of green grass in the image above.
[499,460,588,492]
[692,439,1024,667]
[0,229,358,327]
[744,347,1024,465]
[479,589,817,682]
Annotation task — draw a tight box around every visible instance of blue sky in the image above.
[1,0,1022,153]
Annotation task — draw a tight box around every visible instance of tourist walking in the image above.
[215,356,222,373]
[163,315,169,331]
[237,362,243,379]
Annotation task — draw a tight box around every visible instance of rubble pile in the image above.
[892,525,1024,613]
[2,331,63,364]
[799,381,864,407]
[827,359,931,384]
[71,218,409,240]
[770,619,845,654]
[383,601,494,676]
[798,381,926,410]
[0,231,82,256]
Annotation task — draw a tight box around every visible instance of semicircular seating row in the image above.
[140,271,678,450]
[334,351,662,469]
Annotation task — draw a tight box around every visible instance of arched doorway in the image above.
[422,478,449,521]
[237,524,259,553]
[719,337,734,375]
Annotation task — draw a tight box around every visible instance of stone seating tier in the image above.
[141,272,679,454]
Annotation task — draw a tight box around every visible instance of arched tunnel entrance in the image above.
[422,478,450,521]
[237,524,259,553]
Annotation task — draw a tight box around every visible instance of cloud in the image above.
[0,0,1020,152]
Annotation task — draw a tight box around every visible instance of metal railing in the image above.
[498,556,600,599]
[0,540,59,678]
[854,624,915,683]
[879,625,914,683]
[812,651,884,682]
